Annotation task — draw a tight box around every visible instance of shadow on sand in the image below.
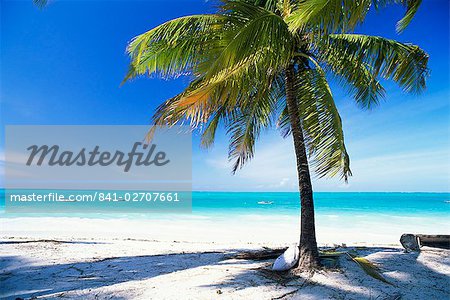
[1,246,449,299]
[1,251,225,299]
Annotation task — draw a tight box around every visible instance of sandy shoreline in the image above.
[1,217,449,299]
[2,214,448,246]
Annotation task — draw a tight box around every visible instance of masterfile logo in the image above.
[4,125,192,213]
[25,142,170,172]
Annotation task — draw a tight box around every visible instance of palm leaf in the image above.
[287,0,372,34]
[207,1,293,80]
[323,34,429,95]
[316,39,386,109]
[347,253,393,285]
[374,0,423,33]
[124,14,225,81]
[319,250,393,284]
[280,62,351,182]
[286,0,422,34]
[226,73,282,173]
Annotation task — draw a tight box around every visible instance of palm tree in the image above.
[124,0,428,270]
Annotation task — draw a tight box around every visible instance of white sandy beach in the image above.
[1,216,449,299]
[2,0,449,299]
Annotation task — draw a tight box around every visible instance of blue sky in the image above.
[1,0,449,192]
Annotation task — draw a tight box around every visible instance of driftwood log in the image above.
[417,234,450,249]
[400,234,450,251]
[226,248,287,260]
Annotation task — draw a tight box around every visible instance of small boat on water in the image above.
[257,201,274,205]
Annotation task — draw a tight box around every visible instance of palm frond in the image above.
[207,1,293,80]
[200,70,285,150]
[373,0,423,33]
[323,34,429,95]
[347,253,393,285]
[320,250,394,284]
[316,43,386,109]
[237,0,281,13]
[124,14,225,81]
[279,62,351,181]
[286,0,422,34]
[227,91,276,173]
[286,0,372,34]
[277,105,290,138]
[150,77,218,129]
[200,106,229,148]
[150,64,282,172]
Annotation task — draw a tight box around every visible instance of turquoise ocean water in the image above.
[1,190,449,219]
[2,191,449,240]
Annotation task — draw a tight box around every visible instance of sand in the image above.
[1,217,449,299]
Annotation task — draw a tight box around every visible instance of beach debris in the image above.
[400,234,420,252]
[347,253,393,285]
[319,249,392,285]
[271,288,303,300]
[400,234,450,251]
[319,250,345,268]
[417,234,450,250]
[272,245,299,271]
[230,246,393,283]
[332,243,348,248]
[226,248,287,260]
[0,239,71,244]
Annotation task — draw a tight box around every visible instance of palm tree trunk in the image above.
[285,63,320,270]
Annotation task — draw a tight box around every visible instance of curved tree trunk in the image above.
[285,64,320,270]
